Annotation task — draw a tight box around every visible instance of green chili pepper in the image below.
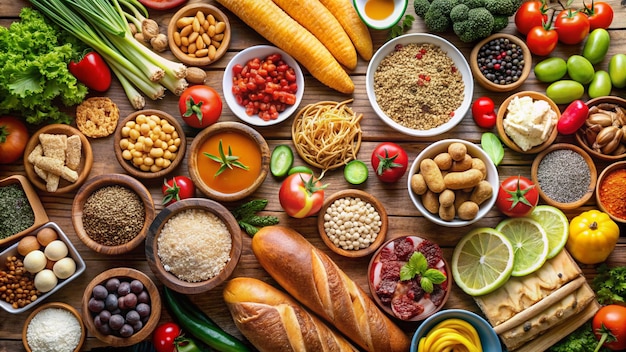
[175,336,203,352]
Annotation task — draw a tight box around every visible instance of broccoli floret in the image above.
[429,0,460,14]
[414,0,432,18]
[484,0,520,16]
[458,0,485,9]
[424,6,452,32]
[450,4,469,22]
[452,7,494,42]
[492,15,510,33]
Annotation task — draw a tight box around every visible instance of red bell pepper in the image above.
[68,51,112,92]
[557,99,589,135]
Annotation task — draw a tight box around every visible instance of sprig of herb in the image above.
[592,264,626,305]
[203,140,249,177]
[231,199,279,236]
[399,252,446,293]
[388,15,415,40]
[481,132,504,166]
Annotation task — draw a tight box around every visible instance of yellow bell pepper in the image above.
[566,209,620,265]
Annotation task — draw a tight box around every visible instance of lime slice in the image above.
[451,227,514,296]
[530,205,569,259]
[496,218,549,277]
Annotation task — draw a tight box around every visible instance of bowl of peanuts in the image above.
[407,139,498,227]
[114,109,186,180]
[167,3,230,67]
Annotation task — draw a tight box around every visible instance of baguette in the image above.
[251,226,410,352]
[224,277,358,352]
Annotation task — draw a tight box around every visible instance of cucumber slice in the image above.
[288,165,314,175]
[344,160,368,185]
[270,145,294,177]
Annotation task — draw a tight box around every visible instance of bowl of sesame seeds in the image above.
[470,33,531,92]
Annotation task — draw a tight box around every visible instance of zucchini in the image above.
[287,165,314,175]
[270,145,294,177]
[344,160,368,185]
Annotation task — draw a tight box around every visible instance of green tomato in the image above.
[546,80,585,104]
[582,28,610,65]
[588,70,612,98]
[534,57,567,83]
[567,55,595,84]
[609,54,626,88]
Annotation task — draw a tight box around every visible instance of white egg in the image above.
[52,257,76,279]
[23,250,47,274]
[44,240,68,261]
[34,269,58,293]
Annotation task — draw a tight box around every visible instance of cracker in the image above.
[28,144,44,164]
[76,97,120,138]
[39,133,66,161]
[65,135,82,170]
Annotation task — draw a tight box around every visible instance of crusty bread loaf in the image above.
[223,277,358,352]
[251,226,410,352]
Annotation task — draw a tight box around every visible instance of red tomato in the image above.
[526,25,559,56]
[279,173,326,218]
[554,9,590,45]
[471,97,497,129]
[0,116,29,164]
[162,176,196,206]
[179,85,222,129]
[371,142,408,183]
[137,0,188,10]
[495,176,539,217]
[583,1,614,30]
[153,322,181,352]
[514,1,549,35]
[592,305,626,351]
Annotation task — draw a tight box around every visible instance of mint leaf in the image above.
[399,252,428,281]
[420,277,433,293]
[424,268,447,285]
[481,132,504,166]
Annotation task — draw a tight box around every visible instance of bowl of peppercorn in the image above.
[470,33,531,92]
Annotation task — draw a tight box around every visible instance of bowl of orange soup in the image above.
[188,121,270,202]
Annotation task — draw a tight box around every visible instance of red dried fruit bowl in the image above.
[368,235,452,322]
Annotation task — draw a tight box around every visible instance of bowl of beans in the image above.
[531,143,597,211]
[167,3,231,67]
[81,267,161,347]
[145,198,243,294]
[366,33,473,137]
[0,175,49,247]
[22,302,85,352]
[72,173,156,255]
[114,109,186,179]
[317,189,388,258]
[574,96,626,161]
[469,33,531,92]
[222,45,305,126]
[596,161,626,224]
[407,139,498,227]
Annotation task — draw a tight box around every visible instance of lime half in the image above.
[452,227,514,296]
[496,218,549,277]
[530,205,569,259]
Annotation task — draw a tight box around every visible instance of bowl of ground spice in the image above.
[596,161,626,224]
[72,174,156,255]
[145,198,242,294]
[22,302,85,352]
[531,143,597,210]
[366,33,473,137]
[470,33,531,92]
[0,175,48,247]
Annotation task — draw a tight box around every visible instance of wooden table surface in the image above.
[1,0,626,350]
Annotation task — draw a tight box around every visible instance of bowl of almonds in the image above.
[575,96,626,161]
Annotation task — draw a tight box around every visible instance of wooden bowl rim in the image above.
[0,175,49,247]
[22,301,86,352]
[145,198,243,294]
[531,143,597,210]
[113,109,186,179]
[22,124,93,194]
[316,189,388,258]
[167,3,231,67]
[496,91,560,154]
[595,160,626,223]
[72,173,155,255]
[188,121,270,202]
[470,33,532,92]
[574,96,626,161]
[81,267,161,347]
[367,235,452,322]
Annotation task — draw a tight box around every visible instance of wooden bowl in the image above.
[470,33,532,92]
[188,121,270,202]
[22,302,85,352]
[167,3,231,67]
[0,175,48,247]
[496,91,560,154]
[145,198,242,294]
[81,268,161,347]
[531,143,597,210]
[114,109,186,179]
[317,189,388,258]
[72,174,155,255]
[574,96,626,161]
[596,161,626,224]
[23,124,93,193]
[368,235,452,322]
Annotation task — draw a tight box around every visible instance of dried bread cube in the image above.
[65,135,82,170]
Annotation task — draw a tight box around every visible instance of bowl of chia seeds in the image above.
[470,33,531,92]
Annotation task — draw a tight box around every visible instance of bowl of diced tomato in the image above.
[222,45,305,126]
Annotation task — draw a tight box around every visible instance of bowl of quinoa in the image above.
[145,198,242,294]
[366,33,473,137]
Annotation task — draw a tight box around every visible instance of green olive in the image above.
[567,55,595,84]
[546,80,585,105]
[533,57,567,83]
[582,28,610,65]
[609,54,626,88]
[588,70,612,99]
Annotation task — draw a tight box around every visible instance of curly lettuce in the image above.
[0,7,88,125]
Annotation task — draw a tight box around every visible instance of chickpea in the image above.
[120,113,180,173]
[121,126,131,137]
[122,150,132,160]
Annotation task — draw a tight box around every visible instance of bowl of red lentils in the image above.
[596,161,626,224]
[71,174,156,255]
[317,189,388,258]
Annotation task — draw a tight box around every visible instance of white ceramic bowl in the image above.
[222,45,305,127]
[407,139,498,227]
[366,33,473,137]
[352,0,408,30]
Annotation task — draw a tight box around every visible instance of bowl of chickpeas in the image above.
[114,109,186,179]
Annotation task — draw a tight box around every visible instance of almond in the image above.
[185,67,206,84]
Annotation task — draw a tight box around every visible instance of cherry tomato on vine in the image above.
[514,0,549,35]
[279,173,327,218]
[153,322,182,352]
[554,9,590,45]
[371,142,408,183]
[582,1,614,30]
[471,97,497,129]
[162,176,196,206]
[0,116,29,164]
[526,25,559,56]
[592,305,626,351]
[495,176,539,217]
[178,85,222,129]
